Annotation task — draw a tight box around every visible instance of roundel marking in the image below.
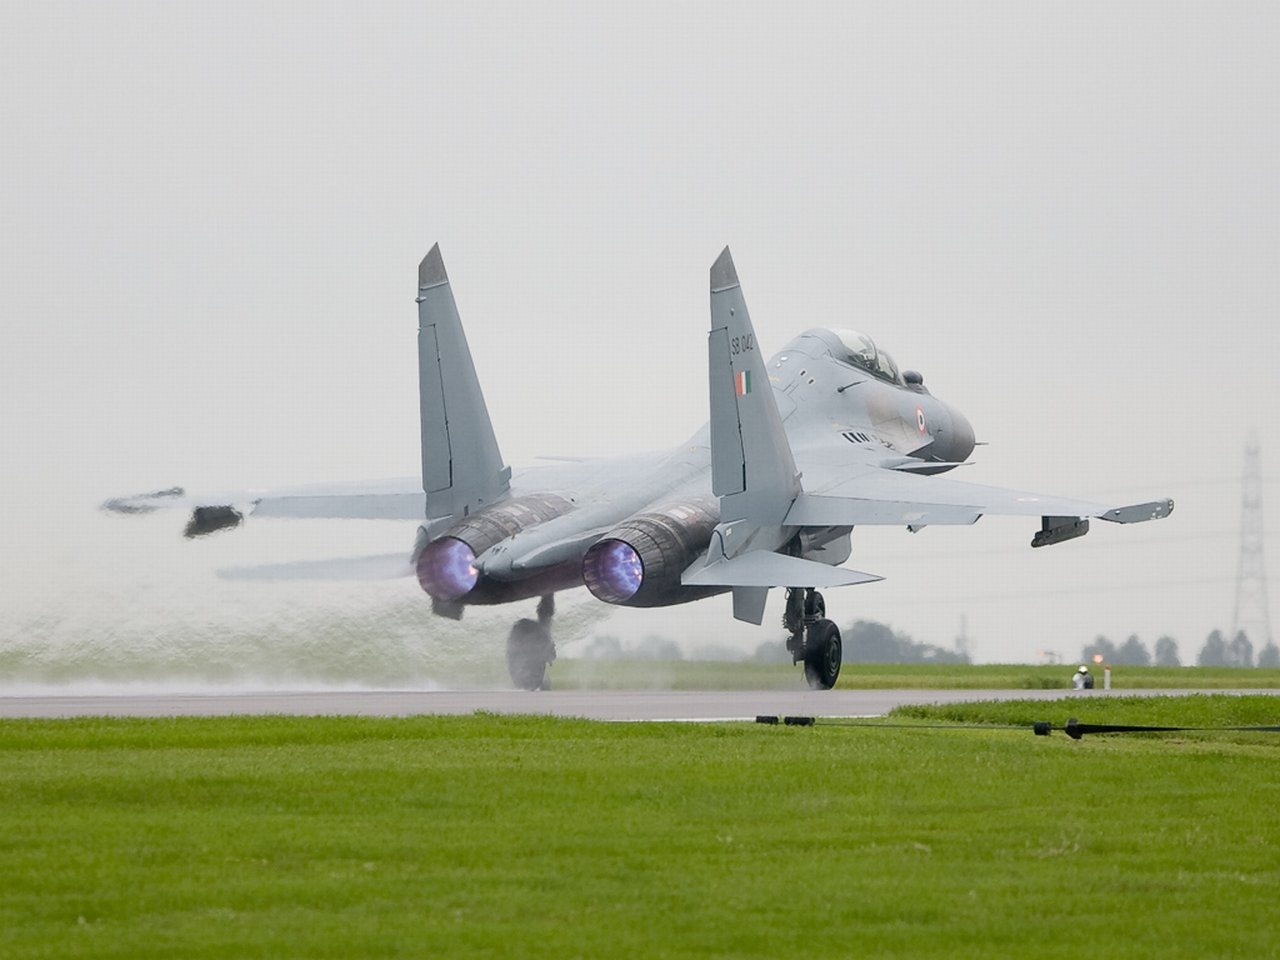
[916,406,927,434]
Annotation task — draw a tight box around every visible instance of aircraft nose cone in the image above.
[939,407,975,462]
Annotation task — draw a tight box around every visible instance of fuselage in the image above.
[416,327,977,611]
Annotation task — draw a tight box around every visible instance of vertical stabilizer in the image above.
[708,247,801,529]
[688,247,806,624]
[417,244,511,527]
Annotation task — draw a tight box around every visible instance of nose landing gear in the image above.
[784,588,842,690]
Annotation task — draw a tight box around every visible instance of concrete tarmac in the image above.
[1,687,1271,721]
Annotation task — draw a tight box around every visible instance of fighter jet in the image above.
[106,245,1173,689]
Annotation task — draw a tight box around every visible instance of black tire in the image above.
[507,619,554,691]
[803,619,842,690]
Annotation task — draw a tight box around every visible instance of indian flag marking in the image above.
[735,370,751,396]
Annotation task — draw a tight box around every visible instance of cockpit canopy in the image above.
[829,328,901,384]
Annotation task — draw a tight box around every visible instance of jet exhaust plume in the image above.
[582,539,644,602]
[416,537,479,600]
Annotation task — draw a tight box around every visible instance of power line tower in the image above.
[1232,436,1273,647]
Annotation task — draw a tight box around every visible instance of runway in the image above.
[2,687,1270,721]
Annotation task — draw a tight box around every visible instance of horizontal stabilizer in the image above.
[683,550,881,589]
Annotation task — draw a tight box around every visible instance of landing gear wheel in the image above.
[507,618,555,691]
[803,619,842,690]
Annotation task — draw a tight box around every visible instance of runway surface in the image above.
[1,687,1272,720]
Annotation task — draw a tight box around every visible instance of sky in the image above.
[2,1,1278,682]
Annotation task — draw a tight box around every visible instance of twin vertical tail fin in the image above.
[684,247,881,623]
[417,244,511,534]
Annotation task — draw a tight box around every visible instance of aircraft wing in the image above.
[786,459,1172,534]
[102,478,427,536]
[248,482,425,521]
[102,478,425,515]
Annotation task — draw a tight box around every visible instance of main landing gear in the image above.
[784,588,842,690]
[507,594,556,691]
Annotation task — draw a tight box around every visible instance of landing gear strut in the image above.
[784,588,842,690]
[507,594,556,691]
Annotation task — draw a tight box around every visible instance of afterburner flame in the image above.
[582,539,644,603]
[416,537,479,600]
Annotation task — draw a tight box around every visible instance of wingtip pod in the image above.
[1101,498,1175,524]
[710,245,739,293]
[418,243,448,290]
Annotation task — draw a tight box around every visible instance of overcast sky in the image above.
[2,1,1277,680]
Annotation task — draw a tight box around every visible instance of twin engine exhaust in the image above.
[417,496,720,609]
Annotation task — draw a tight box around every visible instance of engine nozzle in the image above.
[582,539,644,603]
[416,537,479,600]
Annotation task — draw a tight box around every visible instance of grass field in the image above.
[2,696,1278,959]
[550,658,1280,690]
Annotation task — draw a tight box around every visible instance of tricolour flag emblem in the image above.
[735,370,751,396]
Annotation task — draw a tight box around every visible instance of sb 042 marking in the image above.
[730,333,754,356]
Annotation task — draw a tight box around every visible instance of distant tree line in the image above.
[1080,631,1280,668]
[582,620,971,665]
[842,619,970,664]
[581,623,1280,667]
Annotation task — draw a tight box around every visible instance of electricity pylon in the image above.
[1232,436,1273,647]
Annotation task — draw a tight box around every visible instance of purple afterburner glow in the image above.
[416,537,478,600]
[582,539,644,603]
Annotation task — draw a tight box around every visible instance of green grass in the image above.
[2,700,1278,959]
[550,658,1280,690]
[838,662,1280,689]
[888,691,1280,733]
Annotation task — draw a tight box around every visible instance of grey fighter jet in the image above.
[106,246,1173,690]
